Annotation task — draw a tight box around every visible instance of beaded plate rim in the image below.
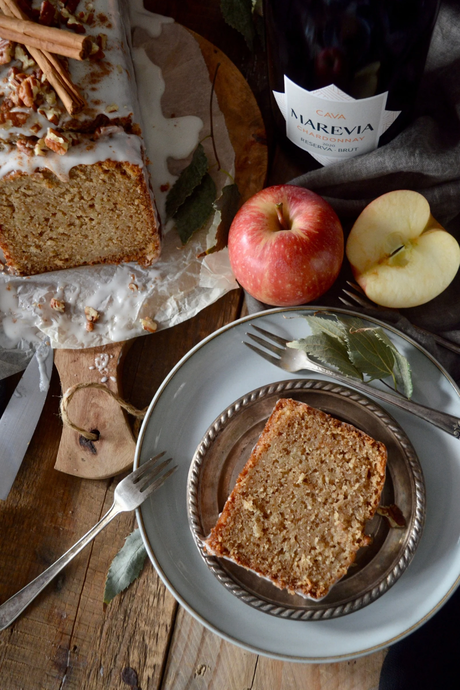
[186,378,426,621]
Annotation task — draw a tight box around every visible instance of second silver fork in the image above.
[245,325,460,439]
[0,452,176,631]
[340,282,460,356]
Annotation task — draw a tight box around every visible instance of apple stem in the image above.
[275,203,289,230]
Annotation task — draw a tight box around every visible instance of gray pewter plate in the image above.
[187,378,426,620]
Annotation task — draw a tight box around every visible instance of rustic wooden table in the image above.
[0,1,388,687]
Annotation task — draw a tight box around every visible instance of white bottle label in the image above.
[273,77,401,166]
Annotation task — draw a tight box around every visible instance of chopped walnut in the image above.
[84,306,100,323]
[128,282,138,292]
[85,321,94,332]
[50,297,65,313]
[140,317,158,333]
[0,39,15,65]
[105,103,119,113]
[44,128,69,155]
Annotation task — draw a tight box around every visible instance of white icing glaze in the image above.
[0,0,147,178]
[131,45,202,223]
[0,5,238,355]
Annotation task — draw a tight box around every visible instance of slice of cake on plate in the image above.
[204,398,387,599]
[0,0,160,276]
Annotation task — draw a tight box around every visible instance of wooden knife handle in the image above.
[54,341,136,479]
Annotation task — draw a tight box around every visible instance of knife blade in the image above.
[0,342,54,500]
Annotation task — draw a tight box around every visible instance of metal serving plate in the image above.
[187,379,426,621]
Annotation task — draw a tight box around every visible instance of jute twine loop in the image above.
[60,382,147,441]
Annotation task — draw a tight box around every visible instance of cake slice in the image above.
[0,0,160,276]
[204,398,387,599]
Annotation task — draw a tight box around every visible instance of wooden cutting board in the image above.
[54,31,267,479]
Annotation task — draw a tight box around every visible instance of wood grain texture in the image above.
[54,342,136,479]
[0,291,243,690]
[191,31,268,204]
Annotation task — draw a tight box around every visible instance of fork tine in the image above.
[243,341,282,367]
[341,288,373,309]
[135,457,173,492]
[338,296,358,309]
[251,325,289,346]
[246,332,285,356]
[139,465,177,500]
[131,451,166,482]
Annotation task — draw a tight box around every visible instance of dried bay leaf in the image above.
[289,332,362,379]
[165,143,208,219]
[174,173,217,244]
[302,314,348,341]
[345,323,396,383]
[207,183,241,253]
[103,528,148,604]
[288,314,413,397]
[221,0,256,50]
[374,329,413,399]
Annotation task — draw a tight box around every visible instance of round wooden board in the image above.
[191,29,268,203]
[55,32,267,479]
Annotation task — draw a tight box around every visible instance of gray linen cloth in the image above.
[248,0,460,384]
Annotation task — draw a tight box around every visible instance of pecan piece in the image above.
[140,317,158,333]
[50,297,65,313]
[39,0,58,26]
[0,39,15,65]
[18,75,40,108]
[44,128,69,155]
[84,306,100,323]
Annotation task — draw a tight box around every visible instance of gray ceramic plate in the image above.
[187,378,425,620]
[136,307,460,661]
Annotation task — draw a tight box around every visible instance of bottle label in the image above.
[273,77,401,166]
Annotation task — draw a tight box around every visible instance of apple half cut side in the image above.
[346,190,460,309]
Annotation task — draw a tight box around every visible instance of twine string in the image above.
[60,382,147,441]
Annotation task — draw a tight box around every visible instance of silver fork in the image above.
[340,281,460,356]
[0,452,176,631]
[245,325,460,438]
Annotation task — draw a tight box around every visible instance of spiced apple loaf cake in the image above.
[0,0,160,275]
[204,398,387,599]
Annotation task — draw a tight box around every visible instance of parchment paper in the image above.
[0,11,238,379]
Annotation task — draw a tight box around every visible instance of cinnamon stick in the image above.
[0,0,86,114]
[0,14,93,60]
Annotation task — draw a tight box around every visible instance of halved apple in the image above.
[346,190,460,308]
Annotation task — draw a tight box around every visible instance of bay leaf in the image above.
[344,322,396,383]
[302,314,347,341]
[374,329,413,398]
[103,528,148,604]
[221,0,256,50]
[289,332,362,379]
[165,143,208,220]
[174,173,217,244]
[201,183,241,255]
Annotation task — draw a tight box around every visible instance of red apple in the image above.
[227,185,344,306]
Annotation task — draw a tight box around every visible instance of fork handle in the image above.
[0,503,120,631]
[309,364,460,438]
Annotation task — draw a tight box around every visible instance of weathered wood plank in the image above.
[0,291,243,690]
[162,607,257,690]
